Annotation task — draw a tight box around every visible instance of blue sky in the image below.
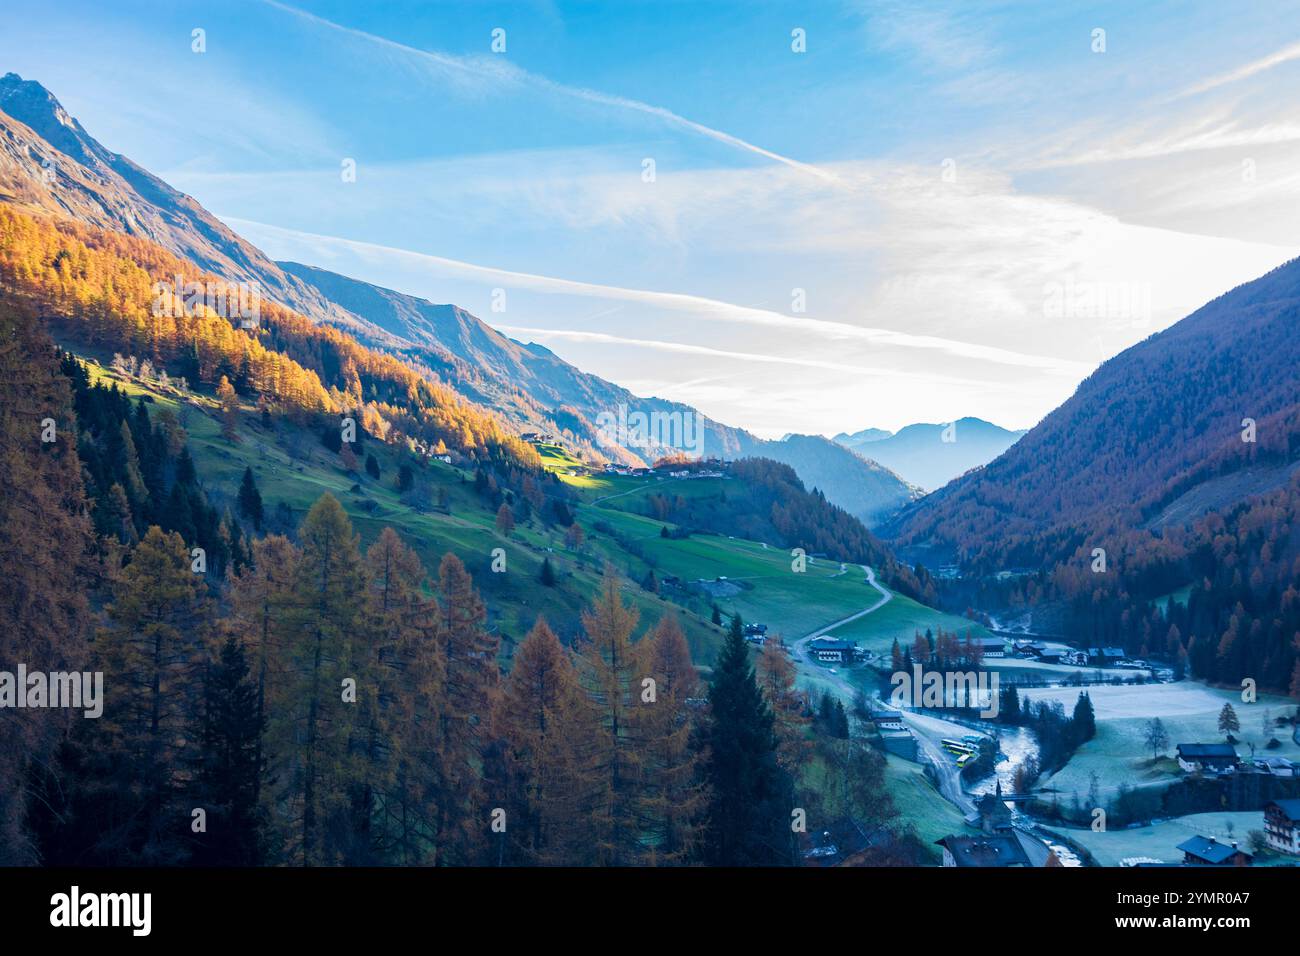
[4,1,1300,435]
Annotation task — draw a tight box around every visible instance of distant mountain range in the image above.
[834,418,1027,491]
[888,254,1300,565]
[0,72,916,526]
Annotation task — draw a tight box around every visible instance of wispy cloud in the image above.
[1178,39,1300,98]
[260,0,839,184]
[495,325,994,385]
[227,215,1092,375]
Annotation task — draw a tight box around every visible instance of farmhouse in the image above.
[1264,799,1300,855]
[976,637,1006,658]
[1175,743,1239,774]
[1176,835,1252,866]
[936,829,1053,867]
[809,637,855,664]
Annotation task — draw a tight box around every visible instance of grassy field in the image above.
[79,358,725,665]
[882,753,968,860]
[1062,810,1296,866]
[1020,682,1300,799]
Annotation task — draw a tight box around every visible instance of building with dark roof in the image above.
[1176,835,1252,866]
[809,637,855,664]
[936,828,1053,867]
[1175,743,1239,774]
[1265,799,1300,855]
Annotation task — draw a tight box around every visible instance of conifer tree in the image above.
[434,552,499,864]
[189,636,266,865]
[577,572,649,865]
[270,494,370,865]
[237,466,263,530]
[703,623,796,866]
[638,614,706,863]
[492,617,601,865]
[96,526,211,863]
[0,303,95,863]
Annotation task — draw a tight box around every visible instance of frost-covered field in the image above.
[1020,682,1300,798]
[1062,810,1295,867]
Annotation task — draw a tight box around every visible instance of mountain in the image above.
[835,417,1026,491]
[833,427,892,448]
[757,433,921,525]
[0,73,381,341]
[888,255,1300,566]
[0,72,917,525]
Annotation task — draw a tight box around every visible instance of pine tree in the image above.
[539,556,556,587]
[189,636,266,865]
[237,466,263,531]
[1218,702,1241,739]
[1072,691,1096,742]
[703,622,796,866]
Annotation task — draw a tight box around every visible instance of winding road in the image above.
[788,566,975,815]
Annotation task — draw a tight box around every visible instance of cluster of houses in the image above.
[1174,742,1296,778]
[1174,801,1300,863]
[1009,640,1151,669]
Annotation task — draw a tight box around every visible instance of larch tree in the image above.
[0,303,95,864]
[97,525,212,863]
[361,527,432,862]
[492,617,601,865]
[577,571,650,865]
[638,613,706,864]
[271,494,370,865]
[756,639,811,778]
[434,552,499,864]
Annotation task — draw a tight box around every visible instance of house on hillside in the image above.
[976,637,1006,658]
[1264,799,1300,855]
[1176,743,1239,774]
[1177,835,1252,866]
[809,637,855,664]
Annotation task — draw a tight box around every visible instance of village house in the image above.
[1263,799,1300,855]
[976,636,1006,658]
[1176,835,1252,866]
[1175,743,1239,774]
[809,637,855,665]
[936,828,1054,867]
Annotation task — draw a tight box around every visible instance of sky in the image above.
[3,0,1300,436]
